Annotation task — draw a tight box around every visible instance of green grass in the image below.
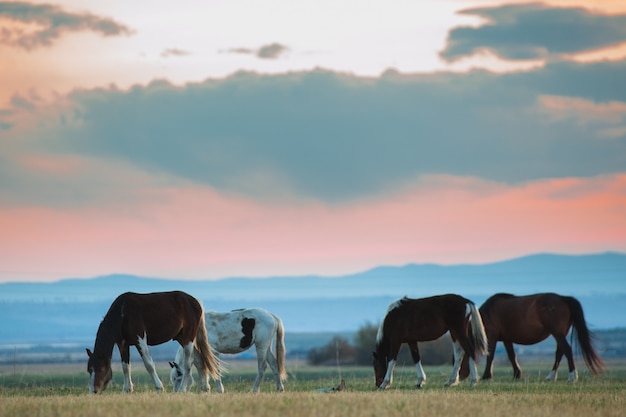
[1,362,625,417]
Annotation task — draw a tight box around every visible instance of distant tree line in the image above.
[307,322,453,366]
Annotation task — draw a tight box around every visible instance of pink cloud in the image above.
[1,174,625,282]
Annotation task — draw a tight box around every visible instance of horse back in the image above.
[384,294,469,342]
[118,291,203,346]
[480,293,570,345]
[206,308,274,353]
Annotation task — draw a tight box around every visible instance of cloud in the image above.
[441,3,626,61]
[257,42,288,59]
[224,42,289,59]
[0,1,133,50]
[2,60,626,204]
[160,48,191,58]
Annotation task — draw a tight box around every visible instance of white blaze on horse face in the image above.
[89,369,96,393]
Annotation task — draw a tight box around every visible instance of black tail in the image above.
[563,296,604,375]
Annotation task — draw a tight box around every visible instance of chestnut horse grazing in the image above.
[170,308,287,393]
[86,291,221,393]
[373,294,488,390]
[460,293,604,382]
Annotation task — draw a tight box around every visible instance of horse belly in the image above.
[212,328,249,354]
[504,326,550,345]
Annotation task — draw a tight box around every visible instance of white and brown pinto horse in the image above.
[86,291,221,393]
[170,307,287,393]
[373,294,488,389]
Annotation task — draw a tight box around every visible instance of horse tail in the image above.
[563,296,604,375]
[195,307,222,380]
[273,314,287,381]
[467,301,489,359]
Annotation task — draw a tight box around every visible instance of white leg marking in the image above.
[415,360,426,388]
[469,356,479,387]
[568,370,578,383]
[178,342,194,392]
[252,342,271,393]
[446,341,464,387]
[89,371,96,394]
[138,334,164,392]
[546,369,558,381]
[122,362,134,393]
[379,359,396,390]
[194,349,211,393]
[266,352,284,392]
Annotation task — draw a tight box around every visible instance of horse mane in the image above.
[376,297,409,347]
[92,295,125,357]
[480,293,515,316]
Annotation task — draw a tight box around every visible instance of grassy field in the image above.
[1,360,625,417]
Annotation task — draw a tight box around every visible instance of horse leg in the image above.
[445,341,465,387]
[119,342,134,393]
[265,349,285,392]
[251,341,272,393]
[137,334,164,392]
[210,351,223,393]
[189,347,208,393]
[408,343,426,388]
[482,340,497,380]
[379,357,397,390]
[176,342,195,392]
[554,334,577,382]
[546,344,564,382]
[503,342,522,379]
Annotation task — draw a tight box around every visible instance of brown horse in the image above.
[86,291,222,393]
[460,293,604,382]
[373,294,488,389]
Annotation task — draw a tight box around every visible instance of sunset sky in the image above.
[1,0,626,283]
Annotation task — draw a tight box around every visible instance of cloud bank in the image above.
[3,59,625,205]
[0,1,133,50]
[441,3,626,61]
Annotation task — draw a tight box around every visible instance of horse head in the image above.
[372,349,388,389]
[169,360,184,391]
[86,348,112,393]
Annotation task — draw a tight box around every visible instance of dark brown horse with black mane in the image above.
[86,291,222,393]
[373,294,488,389]
[459,293,604,382]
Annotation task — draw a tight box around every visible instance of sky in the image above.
[1,0,626,283]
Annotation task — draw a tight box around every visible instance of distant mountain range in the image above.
[1,252,625,344]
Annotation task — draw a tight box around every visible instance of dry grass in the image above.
[1,362,625,417]
[2,390,625,417]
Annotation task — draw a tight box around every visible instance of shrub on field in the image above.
[307,322,453,366]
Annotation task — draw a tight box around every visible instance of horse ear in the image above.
[168,361,175,368]
[86,348,93,358]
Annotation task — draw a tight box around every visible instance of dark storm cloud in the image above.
[441,3,626,61]
[0,1,133,50]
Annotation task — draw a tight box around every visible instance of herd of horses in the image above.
[86,290,604,393]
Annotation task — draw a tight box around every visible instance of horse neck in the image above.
[93,305,122,360]
[375,323,390,358]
